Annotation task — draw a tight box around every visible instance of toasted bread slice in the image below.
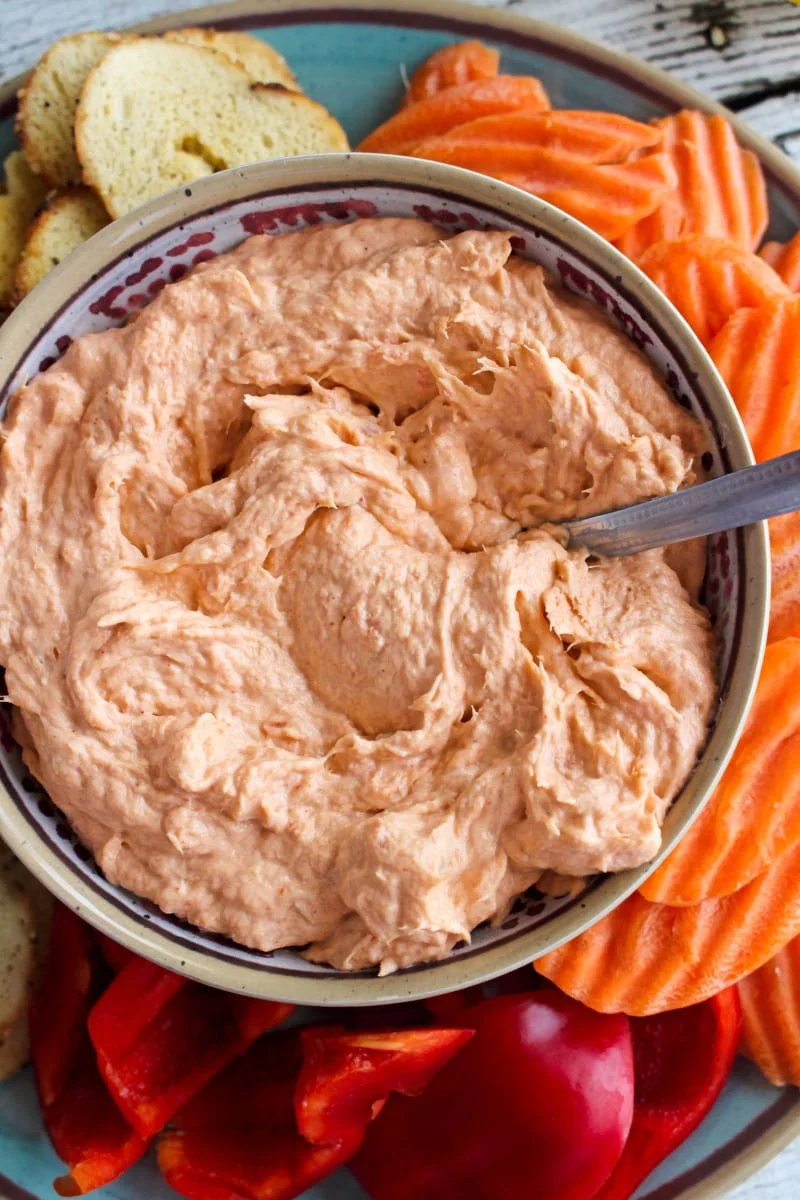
[76,38,348,218]
[0,834,49,1083]
[0,152,48,308]
[0,854,35,1039]
[14,186,108,299]
[0,1015,29,1081]
[166,27,299,90]
[16,32,119,188]
[0,840,54,974]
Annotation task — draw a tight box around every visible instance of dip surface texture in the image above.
[0,219,716,973]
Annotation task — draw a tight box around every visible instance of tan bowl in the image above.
[0,154,769,1004]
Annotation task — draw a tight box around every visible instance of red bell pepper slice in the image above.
[158,1031,361,1200]
[42,1049,150,1198]
[594,987,742,1200]
[87,955,293,1139]
[29,903,94,1109]
[29,904,148,1195]
[295,1026,474,1145]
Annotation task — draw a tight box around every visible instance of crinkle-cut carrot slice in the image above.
[614,140,717,259]
[527,165,674,242]
[411,141,674,242]
[534,837,800,1015]
[614,111,768,260]
[769,513,800,642]
[760,232,800,292]
[698,111,768,250]
[637,236,789,347]
[738,936,800,1085]
[640,639,800,906]
[357,76,550,154]
[709,294,800,462]
[402,41,501,107]
[413,110,663,162]
[712,297,800,637]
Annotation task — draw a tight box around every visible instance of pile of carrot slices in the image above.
[360,42,768,247]
[364,42,800,1086]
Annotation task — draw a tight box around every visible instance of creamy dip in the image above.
[0,219,716,973]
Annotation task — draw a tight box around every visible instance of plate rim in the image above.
[0,1,797,1197]
[678,1093,800,1200]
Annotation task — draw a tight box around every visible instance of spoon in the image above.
[562,448,800,557]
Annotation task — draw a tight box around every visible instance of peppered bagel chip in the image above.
[0,857,35,1038]
[166,27,300,91]
[0,151,48,308]
[0,1014,29,1081]
[0,837,54,972]
[16,32,119,188]
[14,185,109,300]
[75,38,348,218]
[0,837,52,1081]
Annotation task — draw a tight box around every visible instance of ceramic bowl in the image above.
[0,153,769,1005]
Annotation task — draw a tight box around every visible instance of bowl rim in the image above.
[0,152,770,1004]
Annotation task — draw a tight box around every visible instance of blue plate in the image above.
[1,2,798,1197]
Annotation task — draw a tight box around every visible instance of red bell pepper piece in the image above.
[593,987,742,1200]
[352,992,635,1200]
[29,903,94,1110]
[295,1026,473,1145]
[88,955,293,1139]
[158,1031,361,1200]
[41,1050,150,1198]
[29,904,148,1195]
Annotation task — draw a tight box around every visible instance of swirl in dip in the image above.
[0,218,716,973]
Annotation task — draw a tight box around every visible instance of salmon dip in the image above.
[0,218,716,973]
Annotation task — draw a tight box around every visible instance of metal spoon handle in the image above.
[563,448,800,558]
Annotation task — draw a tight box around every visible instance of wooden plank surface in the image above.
[0,1,799,1198]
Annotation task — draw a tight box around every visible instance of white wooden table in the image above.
[1,1,799,1197]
